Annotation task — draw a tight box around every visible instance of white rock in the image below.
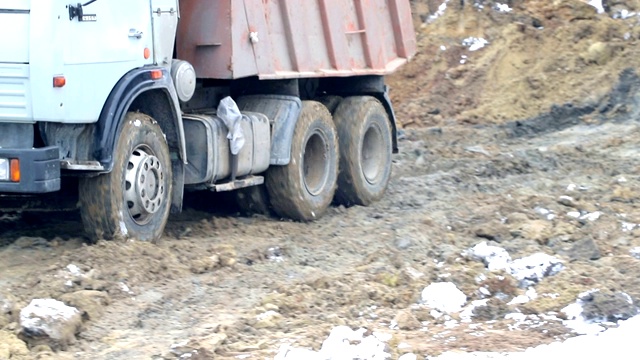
[421,282,467,313]
[509,253,564,287]
[466,242,511,271]
[20,299,82,349]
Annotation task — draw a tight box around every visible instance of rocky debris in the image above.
[254,310,284,329]
[421,282,467,314]
[562,289,639,334]
[0,331,29,359]
[552,237,602,261]
[394,310,422,330]
[164,335,226,360]
[472,220,510,243]
[59,290,110,321]
[557,195,579,208]
[12,236,49,249]
[470,298,512,321]
[0,293,17,328]
[189,255,221,274]
[579,290,638,321]
[274,326,391,360]
[430,315,640,359]
[19,299,82,350]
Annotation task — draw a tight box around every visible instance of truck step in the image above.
[208,175,264,192]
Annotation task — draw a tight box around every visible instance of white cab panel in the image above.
[0,11,30,63]
[0,0,155,123]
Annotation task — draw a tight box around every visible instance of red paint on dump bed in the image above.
[176,0,416,80]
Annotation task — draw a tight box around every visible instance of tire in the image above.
[79,112,172,242]
[333,96,392,206]
[266,101,338,221]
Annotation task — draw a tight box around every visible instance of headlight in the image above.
[0,158,8,181]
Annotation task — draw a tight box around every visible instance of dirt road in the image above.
[3,68,640,358]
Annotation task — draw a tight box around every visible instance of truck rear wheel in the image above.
[333,96,392,206]
[79,112,172,242]
[266,101,338,221]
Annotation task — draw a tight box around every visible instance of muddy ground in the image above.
[2,1,640,359]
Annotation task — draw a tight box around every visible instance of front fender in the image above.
[93,66,187,170]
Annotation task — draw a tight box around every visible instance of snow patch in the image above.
[66,264,82,276]
[588,0,605,13]
[274,326,390,360]
[464,241,511,272]
[465,242,564,287]
[426,0,450,24]
[494,3,512,12]
[421,282,467,313]
[509,253,564,288]
[462,37,489,51]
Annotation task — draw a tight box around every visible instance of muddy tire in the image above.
[266,101,338,221]
[333,96,392,206]
[79,112,172,242]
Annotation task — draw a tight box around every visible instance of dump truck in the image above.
[0,0,416,241]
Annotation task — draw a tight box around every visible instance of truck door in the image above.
[45,0,154,123]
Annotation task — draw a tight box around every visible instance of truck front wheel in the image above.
[79,112,172,242]
[333,96,392,206]
[266,101,338,221]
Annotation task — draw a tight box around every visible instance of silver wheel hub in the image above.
[124,147,165,224]
[303,131,330,196]
[361,124,384,185]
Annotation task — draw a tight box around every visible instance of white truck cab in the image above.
[0,0,182,186]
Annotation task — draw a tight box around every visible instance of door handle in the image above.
[128,28,143,39]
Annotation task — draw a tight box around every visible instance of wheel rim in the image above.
[361,123,385,185]
[303,130,330,196]
[124,145,165,225]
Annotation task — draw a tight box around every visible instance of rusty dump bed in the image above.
[176,0,416,80]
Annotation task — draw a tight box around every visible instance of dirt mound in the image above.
[388,0,640,127]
